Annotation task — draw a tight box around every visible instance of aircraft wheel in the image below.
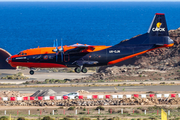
[29,70,34,75]
[81,67,87,73]
[75,67,81,73]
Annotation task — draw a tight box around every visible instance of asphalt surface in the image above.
[0,69,93,84]
[0,85,180,94]
[1,69,180,94]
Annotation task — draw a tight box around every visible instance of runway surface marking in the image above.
[89,88,116,90]
[121,89,147,91]
[89,86,146,91]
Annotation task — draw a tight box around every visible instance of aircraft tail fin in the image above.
[148,13,169,36]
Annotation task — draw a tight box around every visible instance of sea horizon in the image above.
[0,2,180,55]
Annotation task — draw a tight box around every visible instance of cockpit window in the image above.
[18,52,27,56]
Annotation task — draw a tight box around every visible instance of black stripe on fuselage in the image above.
[12,53,89,67]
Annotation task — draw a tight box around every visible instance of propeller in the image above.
[60,39,64,62]
[53,40,56,47]
[55,39,58,62]
[53,39,64,62]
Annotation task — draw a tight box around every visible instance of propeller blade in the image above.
[61,39,63,62]
[56,39,58,49]
[56,39,58,62]
[53,40,56,47]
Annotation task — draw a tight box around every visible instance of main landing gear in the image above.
[74,67,87,73]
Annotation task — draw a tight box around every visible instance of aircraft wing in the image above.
[64,46,95,54]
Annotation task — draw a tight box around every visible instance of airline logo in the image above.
[156,22,162,28]
[152,22,165,32]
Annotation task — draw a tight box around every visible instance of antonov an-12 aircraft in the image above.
[6,13,174,75]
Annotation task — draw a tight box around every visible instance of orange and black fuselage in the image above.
[7,13,174,69]
[7,45,111,68]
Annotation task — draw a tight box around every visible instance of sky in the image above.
[0,0,180,2]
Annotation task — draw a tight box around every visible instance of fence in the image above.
[0,93,178,101]
[1,108,171,116]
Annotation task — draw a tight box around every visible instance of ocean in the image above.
[0,2,180,55]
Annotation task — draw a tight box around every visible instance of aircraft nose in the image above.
[6,58,8,63]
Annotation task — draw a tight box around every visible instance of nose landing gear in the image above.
[74,67,87,73]
[29,68,35,75]
[29,70,34,75]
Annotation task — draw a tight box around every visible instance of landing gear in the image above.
[29,70,34,75]
[74,67,88,73]
[75,67,81,73]
[81,67,87,73]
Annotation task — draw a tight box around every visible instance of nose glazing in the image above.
[6,56,11,63]
[6,58,8,63]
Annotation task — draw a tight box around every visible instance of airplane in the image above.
[6,13,174,75]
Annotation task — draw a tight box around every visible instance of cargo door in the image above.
[64,53,70,62]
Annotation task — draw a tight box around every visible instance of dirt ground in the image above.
[99,67,179,81]
[0,105,179,120]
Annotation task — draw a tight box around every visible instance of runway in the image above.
[0,69,93,84]
[0,85,179,94]
[0,69,180,94]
